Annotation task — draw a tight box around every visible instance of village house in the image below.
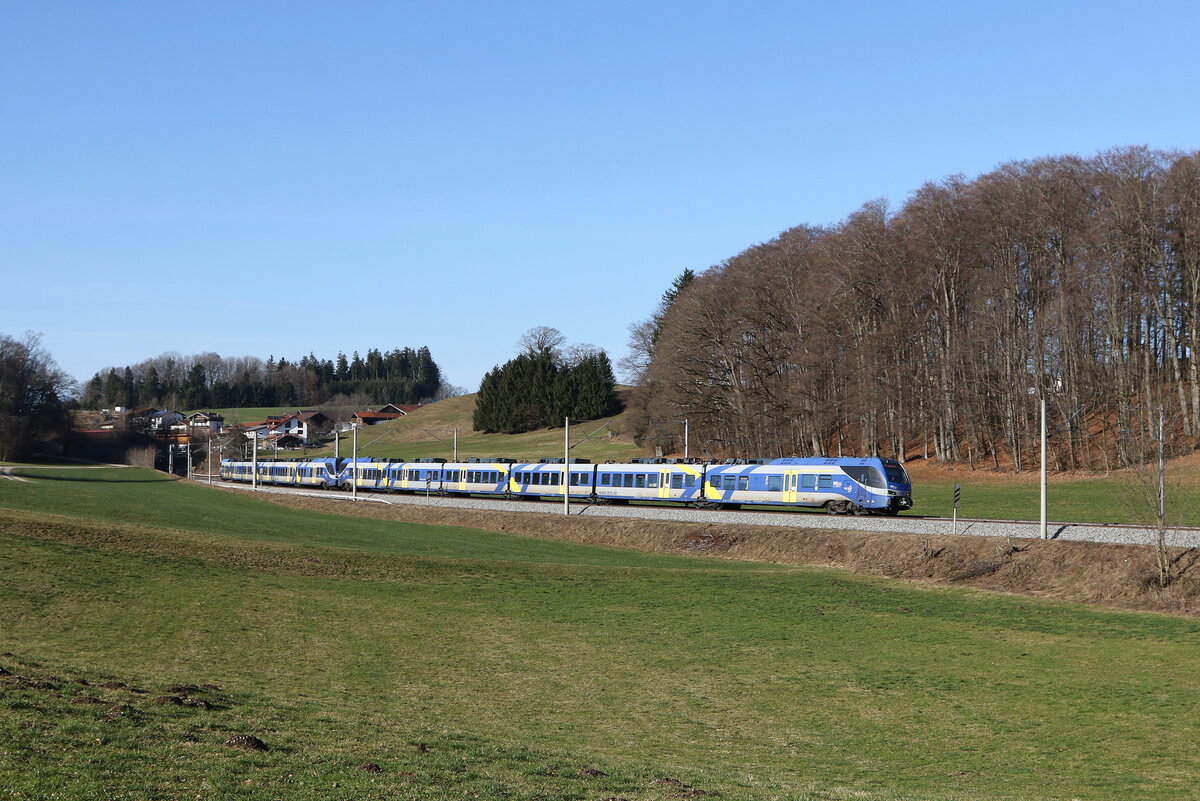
[187,411,226,434]
[351,403,420,427]
[271,411,331,443]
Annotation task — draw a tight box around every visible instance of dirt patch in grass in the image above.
[260,494,1200,616]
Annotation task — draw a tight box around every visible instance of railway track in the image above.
[205,478,1200,549]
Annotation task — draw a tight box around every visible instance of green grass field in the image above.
[183,407,298,424]
[2,467,1199,799]
[911,464,1200,526]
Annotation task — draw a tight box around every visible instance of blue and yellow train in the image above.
[220,455,913,515]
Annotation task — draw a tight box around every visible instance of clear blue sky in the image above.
[3,1,1198,392]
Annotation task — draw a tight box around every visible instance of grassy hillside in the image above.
[182,407,299,424]
[304,394,643,462]
[2,468,1200,799]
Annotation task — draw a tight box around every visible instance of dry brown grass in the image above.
[261,493,1200,617]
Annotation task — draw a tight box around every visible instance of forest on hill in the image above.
[627,147,1200,471]
[78,347,444,411]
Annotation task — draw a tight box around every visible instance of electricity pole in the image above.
[1040,397,1047,540]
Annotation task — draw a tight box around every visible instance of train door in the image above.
[783,471,799,503]
[658,470,671,499]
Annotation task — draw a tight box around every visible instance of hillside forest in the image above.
[627,147,1200,471]
[78,347,444,411]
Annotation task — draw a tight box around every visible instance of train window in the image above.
[600,473,610,486]
[671,474,683,489]
[710,477,720,489]
[685,475,696,488]
[738,476,749,491]
[842,466,885,488]
[635,474,646,488]
[818,475,832,489]
[768,475,782,492]
[802,474,816,489]
[550,473,560,486]
[647,475,658,488]
[724,476,736,491]
[623,474,635,488]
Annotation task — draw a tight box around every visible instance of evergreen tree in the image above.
[103,369,122,408]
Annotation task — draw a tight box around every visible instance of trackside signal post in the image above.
[952,482,961,536]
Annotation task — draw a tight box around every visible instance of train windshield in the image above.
[842,466,886,488]
[883,463,911,484]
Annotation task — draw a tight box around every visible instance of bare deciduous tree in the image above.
[628,147,1200,470]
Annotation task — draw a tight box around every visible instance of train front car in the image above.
[878,458,913,514]
[703,457,912,515]
[774,457,912,515]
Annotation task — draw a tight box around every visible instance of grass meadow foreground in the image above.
[1,469,1199,800]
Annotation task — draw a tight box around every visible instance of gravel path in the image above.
[207,479,1200,549]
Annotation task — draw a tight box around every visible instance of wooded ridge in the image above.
[627,147,1200,471]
